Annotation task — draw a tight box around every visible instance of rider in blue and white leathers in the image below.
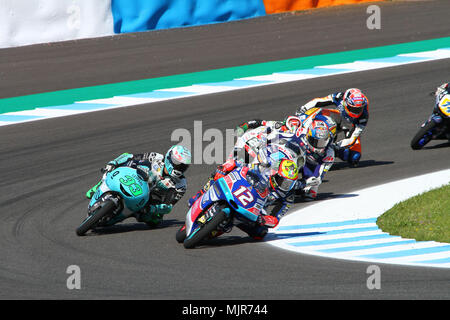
[296,116,335,201]
[232,114,333,201]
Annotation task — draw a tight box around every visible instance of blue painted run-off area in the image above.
[111,0,267,33]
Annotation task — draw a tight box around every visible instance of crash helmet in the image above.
[269,159,299,194]
[342,88,368,118]
[284,115,302,134]
[435,83,449,102]
[305,120,331,153]
[164,145,191,178]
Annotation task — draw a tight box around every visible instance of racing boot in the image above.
[335,147,361,167]
[302,186,318,201]
[236,215,278,240]
[348,151,361,167]
[86,180,102,199]
[138,204,173,227]
[237,223,268,241]
[188,178,213,207]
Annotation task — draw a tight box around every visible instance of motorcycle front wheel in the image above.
[175,225,186,243]
[76,200,116,236]
[411,121,436,150]
[183,210,227,249]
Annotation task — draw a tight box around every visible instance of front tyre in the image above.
[76,200,115,236]
[175,225,187,243]
[183,210,227,249]
[411,121,436,150]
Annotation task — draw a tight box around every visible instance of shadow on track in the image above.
[197,235,257,248]
[87,219,184,236]
[264,231,326,242]
[181,227,329,248]
[329,159,394,171]
[192,230,328,248]
[424,142,450,149]
[294,192,358,203]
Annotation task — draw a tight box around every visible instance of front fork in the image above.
[423,115,444,138]
[87,193,124,226]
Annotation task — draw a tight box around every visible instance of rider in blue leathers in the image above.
[296,117,335,201]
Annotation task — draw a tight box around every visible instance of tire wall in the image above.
[0,0,384,48]
[0,0,114,48]
[111,0,267,34]
[263,0,384,14]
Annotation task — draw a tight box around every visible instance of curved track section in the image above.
[270,169,450,268]
[0,0,449,299]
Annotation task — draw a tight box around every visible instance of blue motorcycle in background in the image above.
[177,166,271,249]
[411,92,450,149]
[76,166,150,236]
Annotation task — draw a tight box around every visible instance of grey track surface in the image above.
[1,0,450,98]
[0,0,449,300]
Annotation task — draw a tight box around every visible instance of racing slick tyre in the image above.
[183,210,227,249]
[411,121,436,150]
[176,225,187,243]
[76,200,115,236]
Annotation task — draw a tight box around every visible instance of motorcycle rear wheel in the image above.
[76,200,115,236]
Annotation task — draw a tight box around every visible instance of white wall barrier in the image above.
[0,0,114,48]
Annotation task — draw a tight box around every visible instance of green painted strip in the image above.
[1,37,450,114]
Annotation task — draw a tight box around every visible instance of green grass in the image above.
[377,183,450,243]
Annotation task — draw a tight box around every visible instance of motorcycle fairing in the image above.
[184,168,265,237]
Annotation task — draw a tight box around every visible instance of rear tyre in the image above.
[183,210,227,249]
[411,121,436,150]
[76,200,115,236]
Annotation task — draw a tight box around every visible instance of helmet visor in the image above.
[307,135,328,149]
[272,174,296,192]
[173,162,189,173]
[165,157,189,177]
[345,104,364,116]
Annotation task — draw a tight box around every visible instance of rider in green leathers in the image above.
[86,145,191,227]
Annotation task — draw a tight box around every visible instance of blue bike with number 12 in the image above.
[76,166,150,236]
[176,166,271,249]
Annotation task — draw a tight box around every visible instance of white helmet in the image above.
[164,145,191,178]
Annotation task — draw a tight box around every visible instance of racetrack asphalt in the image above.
[0,0,449,300]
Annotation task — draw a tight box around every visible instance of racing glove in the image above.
[102,164,116,173]
[436,83,449,97]
[213,159,236,180]
[235,127,245,138]
[305,176,321,187]
[103,153,134,172]
[297,105,309,115]
[236,119,264,135]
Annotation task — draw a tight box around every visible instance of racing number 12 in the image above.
[233,186,254,206]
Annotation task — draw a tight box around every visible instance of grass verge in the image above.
[377,183,450,243]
